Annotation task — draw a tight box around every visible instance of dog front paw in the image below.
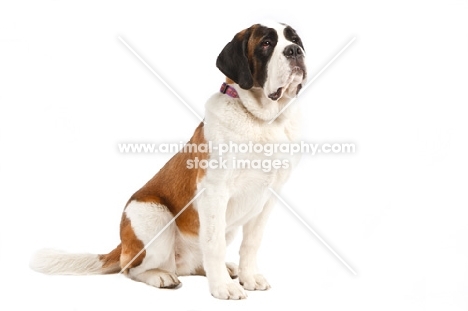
[210,281,247,300]
[239,274,271,291]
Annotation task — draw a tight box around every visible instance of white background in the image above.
[1,0,468,310]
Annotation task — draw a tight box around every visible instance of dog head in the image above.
[216,22,307,102]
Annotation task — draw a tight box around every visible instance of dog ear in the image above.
[216,29,253,90]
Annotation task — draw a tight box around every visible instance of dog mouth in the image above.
[268,87,283,101]
[267,65,305,101]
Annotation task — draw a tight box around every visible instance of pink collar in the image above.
[220,82,239,98]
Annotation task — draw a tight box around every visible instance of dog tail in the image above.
[29,244,122,275]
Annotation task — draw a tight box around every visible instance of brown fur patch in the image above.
[98,244,122,273]
[246,24,273,88]
[120,214,146,272]
[128,122,207,236]
[247,24,261,73]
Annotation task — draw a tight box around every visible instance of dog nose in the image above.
[283,44,303,58]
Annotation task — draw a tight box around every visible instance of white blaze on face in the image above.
[261,22,306,100]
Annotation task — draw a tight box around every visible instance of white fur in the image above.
[194,22,306,299]
[197,94,301,298]
[124,201,177,277]
[30,249,104,275]
[174,232,203,275]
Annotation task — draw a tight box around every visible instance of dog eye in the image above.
[291,38,298,43]
[262,40,271,47]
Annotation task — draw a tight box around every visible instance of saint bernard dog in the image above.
[30,21,307,300]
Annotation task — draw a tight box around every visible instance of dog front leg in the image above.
[238,198,274,290]
[198,189,247,300]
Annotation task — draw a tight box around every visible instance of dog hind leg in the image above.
[121,200,180,288]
